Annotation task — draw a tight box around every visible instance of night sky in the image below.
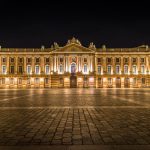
[0,1,150,48]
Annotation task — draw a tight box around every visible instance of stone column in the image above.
[32,56,35,74]
[54,55,56,72]
[112,57,115,74]
[41,56,44,74]
[146,56,149,74]
[129,56,132,74]
[15,56,18,74]
[24,56,26,74]
[121,57,124,74]
[7,56,9,74]
[137,56,140,74]
[103,57,106,75]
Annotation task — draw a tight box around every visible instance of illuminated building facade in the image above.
[0,38,150,88]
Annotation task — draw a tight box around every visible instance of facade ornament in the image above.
[89,42,96,50]
[54,42,59,49]
[67,37,81,45]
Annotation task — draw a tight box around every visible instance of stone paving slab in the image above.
[0,108,150,146]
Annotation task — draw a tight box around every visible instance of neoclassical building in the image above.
[0,37,150,88]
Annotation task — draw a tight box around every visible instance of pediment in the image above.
[51,43,95,53]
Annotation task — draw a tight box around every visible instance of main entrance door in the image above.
[70,76,77,88]
[116,77,121,88]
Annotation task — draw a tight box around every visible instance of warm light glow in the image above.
[78,77,83,82]
[89,77,94,82]
[64,77,69,82]
[40,78,44,82]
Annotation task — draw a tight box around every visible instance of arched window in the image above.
[71,63,76,73]
[84,64,87,73]
[97,66,101,74]
[60,65,63,73]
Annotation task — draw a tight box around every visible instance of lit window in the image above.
[116,65,120,74]
[2,57,6,63]
[35,58,40,63]
[133,78,137,85]
[2,78,5,84]
[35,66,40,74]
[2,65,6,74]
[35,78,40,84]
[84,64,87,73]
[124,65,128,74]
[108,78,112,84]
[132,66,137,74]
[18,66,23,74]
[116,58,120,63]
[27,65,31,74]
[27,78,30,84]
[107,65,111,74]
[97,66,101,74]
[45,78,49,84]
[10,78,14,84]
[141,65,145,74]
[10,66,15,74]
[59,65,63,73]
[18,78,22,84]
[45,65,50,74]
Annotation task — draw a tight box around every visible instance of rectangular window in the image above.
[116,65,120,74]
[97,66,101,74]
[124,65,128,74]
[10,66,14,74]
[45,65,50,74]
[27,78,30,84]
[10,58,15,63]
[2,78,5,84]
[27,65,31,74]
[142,78,146,84]
[141,58,145,63]
[97,58,101,63]
[84,64,87,73]
[60,58,63,63]
[2,57,6,63]
[84,58,87,62]
[107,58,111,63]
[18,66,23,74]
[132,58,136,63]
[10,78,14,84]
[45,78,49,84]
[133,78,137,85]
[60,65,63,73]
[107,66,111,74]
[35,58,40,63]
[35,66,40,74]
[141,66,145,74]
[18,78,22,84]
[108,78,112,84]
[19,58,23,63]
[35,78,39,84]
[2,65,6,74]
[27,58,31,63]
[132,66,137,74]
[45,58,49,63]
[116,58,120,63]
[124,58,128,63]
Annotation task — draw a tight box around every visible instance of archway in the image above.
[71,63,76,74]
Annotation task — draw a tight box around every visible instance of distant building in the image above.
[0,38,150,88]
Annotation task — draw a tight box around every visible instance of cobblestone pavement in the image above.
[0,88,150,146]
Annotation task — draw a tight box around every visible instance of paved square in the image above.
[0,88,150,147]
